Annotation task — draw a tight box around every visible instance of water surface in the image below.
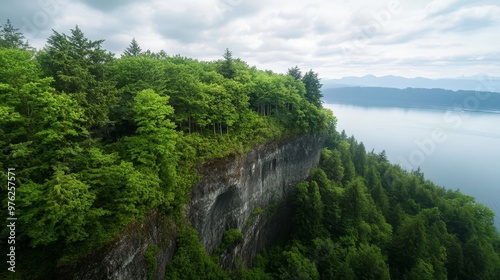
[324,103,500,228]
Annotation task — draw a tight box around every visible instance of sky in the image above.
[1,0,499,79]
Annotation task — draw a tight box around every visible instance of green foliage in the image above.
[214,229,244,255]
[19,166,105,246]
[165,226,230,280]
[254,131,500,280]
[3,24,499,280]
[348,243,390,280]
[292,181,325,241]
[278,246,319,280]
[0,19,31,50]
[220,48,236,79]
[320,148,344,182]
[287,65,302,81]
[37,26,117,130]
[301,69,323,108]
[245,207,264,229]
[123,38,142,57]
[0,26,332,278]
[145,245,160,280]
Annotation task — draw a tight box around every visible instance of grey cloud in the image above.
[79,0,142,11]
[1,0,499,78]
[438,5,500,32]
[0,0,68,36]
[424,0,496,19]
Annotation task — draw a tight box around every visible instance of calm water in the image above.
[324,103,500,229]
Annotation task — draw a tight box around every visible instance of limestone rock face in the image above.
[62,134,325,279]
[58,211,176,280]
[189,134,326,267]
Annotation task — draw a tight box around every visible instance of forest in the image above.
[240,129,500,279]
[1,20,500,279]
[162,126,500,280]
[0,21,329,278]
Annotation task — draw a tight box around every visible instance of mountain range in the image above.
[322,75,500,92]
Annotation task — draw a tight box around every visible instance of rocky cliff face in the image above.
[189,134,326,267]
[57,211,177,280]
[62,134,324,279]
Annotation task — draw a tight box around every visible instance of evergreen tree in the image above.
[0,19,30,50]
[123,38,142,57]
[287,65,302,80]
[302,69,323,108]
[37,26,117,130]
[220,48,236,79]
[292,181,325,241]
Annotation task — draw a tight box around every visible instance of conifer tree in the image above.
[123,38,142,57]
[0,19,31,50]
[220,48,236,79]
[302,69,323,108]
[37,26,117,130]
[287,65,302,81]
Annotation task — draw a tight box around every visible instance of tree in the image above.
[292,181,324,241]
[123,89,178,203]
[353,142,367,176]
[19,166,105,246]
[220,48,236,79]
[287,65,302,80]
[302,69,323,108]
[123,38,142,57]
[0,19,30,50]
[320,148,344,183]
[348,244,391,280]
[462,237,500,280]
[390,215,427,274]
[37,26,117,130]
[0,53,88,181]
[341,178,370,227]
[278,246,320,280]
[338,140,356,185]
[127,89,177,165]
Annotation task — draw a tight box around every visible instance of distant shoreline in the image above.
[322,86,500,114]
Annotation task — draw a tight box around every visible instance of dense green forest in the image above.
[1,20,500,279]
[0,21,330,278]
[163,127,500,280]
[244,129,500,279]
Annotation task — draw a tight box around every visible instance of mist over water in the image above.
[324,103,500,229]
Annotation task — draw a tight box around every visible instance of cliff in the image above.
[61,134,325,279]
[57,211,177,280]
[189,134,326,268]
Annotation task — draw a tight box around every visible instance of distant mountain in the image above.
[322,87,500,113]
[322,75,500,92]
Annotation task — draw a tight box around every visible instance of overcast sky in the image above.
[1,0,499,79]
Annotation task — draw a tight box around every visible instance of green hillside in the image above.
[0,23,330,279]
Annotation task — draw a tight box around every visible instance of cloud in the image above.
[437,5,500,32]
[0,0,499,78]
[79,0,142,11]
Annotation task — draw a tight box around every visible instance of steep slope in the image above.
[60,134,325,279]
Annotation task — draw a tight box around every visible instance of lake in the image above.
[324,103,500,229]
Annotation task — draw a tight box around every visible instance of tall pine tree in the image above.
[220,48,236,79]
[123,38,142,57]
[0,19,31,50]
[302,69,323,108]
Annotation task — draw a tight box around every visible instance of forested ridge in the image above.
[322,86,500,112]
[242,129,500,279]
[0,22,329,279]
[1,20,499,280]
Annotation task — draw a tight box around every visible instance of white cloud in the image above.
[0,0,499,78]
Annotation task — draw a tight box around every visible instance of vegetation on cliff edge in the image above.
[0,21,330,279]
